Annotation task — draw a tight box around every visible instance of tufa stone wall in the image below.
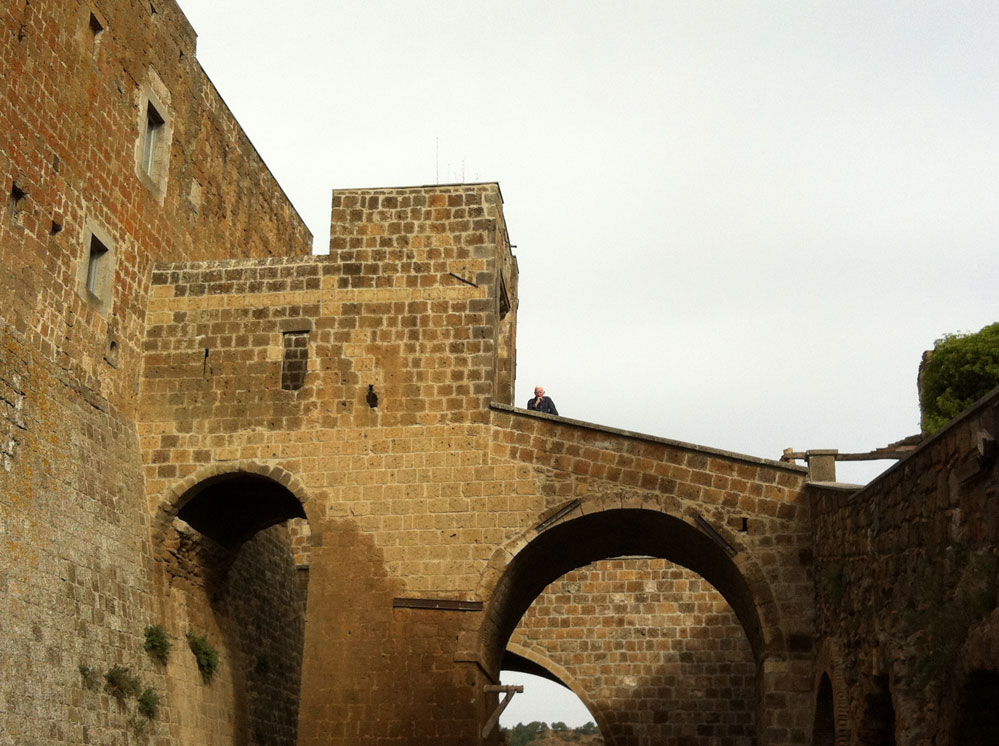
[160,521,305,746]
[1,1,310,745]
[812,389,999,745]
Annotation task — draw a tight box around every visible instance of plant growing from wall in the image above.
[919,322,999,434]
[104,665,142,701]
[143,624,171,665]
[186,631,219,683]
[137,688,160,719]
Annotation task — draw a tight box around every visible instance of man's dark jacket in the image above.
[527,396,558,415]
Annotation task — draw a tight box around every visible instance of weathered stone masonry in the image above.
[5,1,999,745]
[812,391,999,746]
[2,1,310,744]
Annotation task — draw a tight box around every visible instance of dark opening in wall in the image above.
[281,331,309,391]
[86,233,109,296]
[813,674,835,746]
[498,275,511,319]
[141,101,165,178]
[956,670,999,745]
[8,183,26,227]
[857,675,895,746]
[88,12,103,37]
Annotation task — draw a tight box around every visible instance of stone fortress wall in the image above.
[2,0,310,743]
[3,1,999,746]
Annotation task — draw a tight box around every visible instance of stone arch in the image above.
[813,675,835,746]
[857,674,895,746]
[466,503,787,745]
[153,460,317,548]
[464,501,786,676]
[504,641,609,737]
[152,461,316,746]
[813,637,851,745]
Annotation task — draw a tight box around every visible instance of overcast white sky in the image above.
[175,0,999,725]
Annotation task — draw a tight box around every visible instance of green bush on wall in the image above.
[186,631,219,683]
[137,687,160,719]
[104,665,143,701]
[144,624,172,665]
[919,322,999,434]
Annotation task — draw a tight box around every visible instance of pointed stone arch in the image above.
[814,637,851,745]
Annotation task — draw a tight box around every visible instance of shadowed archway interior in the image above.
[481,508,766,676]
[177,472,307,547]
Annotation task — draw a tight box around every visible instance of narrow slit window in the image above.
[498,275,511,319]
[9,183,27,227]
[281,331,309,391]
[141,102,165,177]
[86,234,109,295]
[89,12,104,40]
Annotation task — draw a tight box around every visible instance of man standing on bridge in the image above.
[527,386,558,415]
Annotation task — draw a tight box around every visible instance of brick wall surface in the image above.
[510,558,757,746]
[812,391,999,746]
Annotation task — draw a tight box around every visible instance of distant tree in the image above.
[919,322,999,434]
[552,721,568,731]
[577,722,598,735]
[504,721,549,746]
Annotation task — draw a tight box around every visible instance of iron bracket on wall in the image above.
[392,597,483,612]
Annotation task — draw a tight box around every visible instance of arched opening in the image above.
[813,673,835,746]
[160,469,311,746]
[499,645,605,738]
[955,670,999,744]
[480,509,769,746]
[857,675,895,746]
[176,472,307,548]
[507,556,756,745]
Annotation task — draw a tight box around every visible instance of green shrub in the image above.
[186,632,219,683]
[137,688,160,719]
[920,322,999,433]
[104,665,142,700]
[144,624,172,665]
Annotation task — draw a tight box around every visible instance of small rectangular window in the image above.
[141,102,164,177]
[86,234,109,295]
[281,331,309,391]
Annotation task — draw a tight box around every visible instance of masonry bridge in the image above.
[6,7,997,742]
[138,184,817,745]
